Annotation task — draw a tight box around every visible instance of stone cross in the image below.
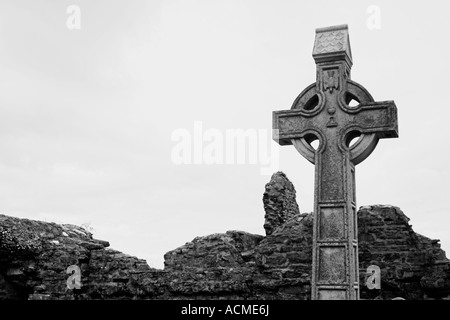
[272,25,398,300]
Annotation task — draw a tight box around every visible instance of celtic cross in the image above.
[273,25,398,300]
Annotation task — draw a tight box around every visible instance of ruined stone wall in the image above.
[0,214,164,300]
[358,205,450,300]
[0,172,449,300]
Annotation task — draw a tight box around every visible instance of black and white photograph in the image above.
[0,0,449,311]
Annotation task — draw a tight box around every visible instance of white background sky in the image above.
[0,0,449,269]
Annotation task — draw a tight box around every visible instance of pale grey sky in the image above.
[0,0,449,269]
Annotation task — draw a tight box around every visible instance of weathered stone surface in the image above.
[162,231,263,299]
[263,171,300,235]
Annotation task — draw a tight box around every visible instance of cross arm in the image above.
[349,100,398,139]
[273,109,320,145]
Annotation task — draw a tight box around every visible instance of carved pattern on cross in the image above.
[314,31,345,53]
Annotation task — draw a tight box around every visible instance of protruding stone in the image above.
[262,172,300,236]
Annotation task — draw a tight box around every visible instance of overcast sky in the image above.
[1,0,449,269]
